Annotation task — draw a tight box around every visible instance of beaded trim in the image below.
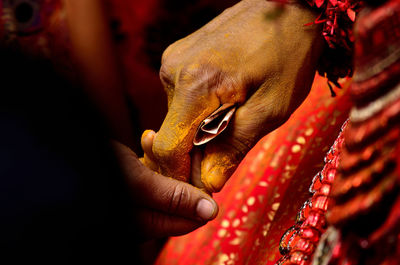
[275,120,348,265]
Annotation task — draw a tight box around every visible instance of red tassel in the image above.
[315,0,325,8]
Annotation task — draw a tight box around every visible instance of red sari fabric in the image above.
[155,75,352,265]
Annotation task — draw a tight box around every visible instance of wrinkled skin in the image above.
[143,0,324,193]
[113,141,218,239]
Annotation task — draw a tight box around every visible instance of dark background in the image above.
[0,0,238,264]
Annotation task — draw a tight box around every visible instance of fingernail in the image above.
[196,199,215,220]
[141,130,155,142]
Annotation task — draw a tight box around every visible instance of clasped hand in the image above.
[142,0,323,193]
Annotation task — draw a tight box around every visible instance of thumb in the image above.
[140,129,159,172]
[137,166,219,221]
[113,140,219,221]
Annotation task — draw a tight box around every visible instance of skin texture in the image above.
[143,0,324,192]
[113,141,218,239]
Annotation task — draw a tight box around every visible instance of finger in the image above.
[200,89,295,193]
[201,137,247,193]
[141,130,156,161]
[141,130,158,171]
[190,147,207,191]
[113,141,218,221]
[153,89,219,181]
[134,167,218,221]
[153,65,238,182]
[136,209,204,239]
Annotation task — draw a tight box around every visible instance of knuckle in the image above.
[161,37,187,64]
[216,77,246,103]
[161,42,177,65]
[178,64,222,94]
[159,63,174,90]
[160,42,183,91]
[167,184,191,214]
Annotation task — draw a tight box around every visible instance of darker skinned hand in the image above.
[112,141,218,239]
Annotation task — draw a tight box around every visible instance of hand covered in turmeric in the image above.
[143,0,324,193]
